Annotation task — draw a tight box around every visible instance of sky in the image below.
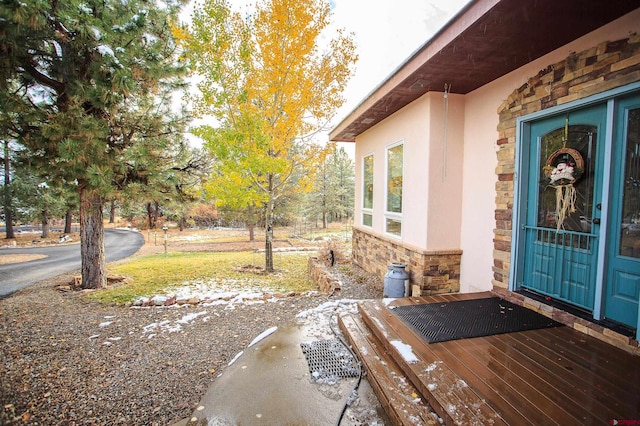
[181,0,472,152]
[325,0,472,155]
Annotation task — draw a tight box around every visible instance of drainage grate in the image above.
[300,339,359,381]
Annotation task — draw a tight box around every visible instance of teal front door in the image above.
[521,97,640,330]
[605,95,640,328]
[522,105,607,312]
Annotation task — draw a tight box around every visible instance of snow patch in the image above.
[248,326,277,348]
[78,4,93,14]
[90,26,101,40]
[372,317,388,337]
[228,351,243,366]
[425,361,441,372]
[97,45,115,57]
[142,312,206,337]
[177,311,207,324]
[390,340,418,364]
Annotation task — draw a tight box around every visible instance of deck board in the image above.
[337,313,436,425]
[359,300,506,425]
[500,331,632,418]
[484,332,618,422]
[343,292,640,425]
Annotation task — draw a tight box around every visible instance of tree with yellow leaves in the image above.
[175,0,357,272]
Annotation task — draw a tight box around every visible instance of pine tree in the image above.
[328,146,355,221]
[10,159,70,238]
[305,145,354,228]
[0,0,189,288]
[2,140,16,238]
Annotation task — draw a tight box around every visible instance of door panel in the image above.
[605,97,640,327]
[523,105,607,311]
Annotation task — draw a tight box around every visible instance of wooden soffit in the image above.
[330,0,639,142]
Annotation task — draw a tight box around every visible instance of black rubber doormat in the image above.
[391,297,563,343]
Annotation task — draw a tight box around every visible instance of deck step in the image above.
[357,300,505,426]
[338,313,438,426]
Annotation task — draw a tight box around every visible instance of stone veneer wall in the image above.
[494,36,640,352]
[308,256,341,294]
[352,226,461,295]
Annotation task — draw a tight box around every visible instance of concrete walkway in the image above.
[173,314,388,425]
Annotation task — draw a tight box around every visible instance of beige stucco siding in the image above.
[355,94,431,248]
[354,92,465,250]
[425,92,465,250]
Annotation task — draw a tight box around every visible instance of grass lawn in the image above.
[93,250,316,304]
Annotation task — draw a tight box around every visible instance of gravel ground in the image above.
[0,264,383,425]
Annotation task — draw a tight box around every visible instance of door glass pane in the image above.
[619,108,640,258]
[537,124,597,236]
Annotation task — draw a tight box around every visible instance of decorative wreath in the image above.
[542,147,584,230]
[542,147,584,187]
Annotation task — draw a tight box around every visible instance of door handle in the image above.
[592,218,601,225]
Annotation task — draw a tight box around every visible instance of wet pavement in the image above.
[174,304,389,425]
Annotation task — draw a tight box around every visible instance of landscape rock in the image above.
[151,295,168,306]
[133,297,149,306]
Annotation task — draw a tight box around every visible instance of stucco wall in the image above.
[426,93,465,249]
[355,94,431,248]
[354,92,465,250]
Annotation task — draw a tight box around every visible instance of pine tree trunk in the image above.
[153,201,160,227]
[79,186,106,289]
[64,210,73,234]
[3,141,15,239]
[41,211,49,238]
[147,203,155,229]
[109,200,116,224]
[179,216,185,231]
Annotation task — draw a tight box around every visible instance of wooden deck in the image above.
[338,292,640,426]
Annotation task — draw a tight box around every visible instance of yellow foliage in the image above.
[180,0,357,270]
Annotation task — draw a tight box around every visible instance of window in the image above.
[362,154,374,227]
[385,143,403,236]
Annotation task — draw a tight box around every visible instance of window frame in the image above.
[361,152,374,228]
[384,141,404,237]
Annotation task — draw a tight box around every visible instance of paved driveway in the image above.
[0,229,144,298]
